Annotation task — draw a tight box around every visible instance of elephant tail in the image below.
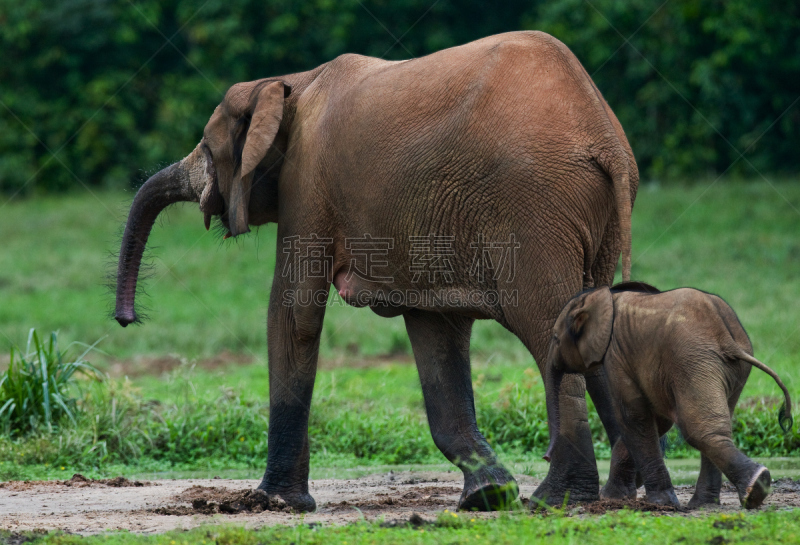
[597,150,632,282]
[737,351,793,433]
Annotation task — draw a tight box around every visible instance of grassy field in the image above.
[1,180,798,391]
[0,180,797,476]
[0,181,799,541]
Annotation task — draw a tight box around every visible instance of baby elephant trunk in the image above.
[543,365,565,462]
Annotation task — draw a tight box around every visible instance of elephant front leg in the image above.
[617,401,679,507]
[257,283,327,512]
[585,369,638,500]
[404,310,518,511]
[533,373,600,506]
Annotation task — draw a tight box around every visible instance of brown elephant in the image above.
[114,31,639,511]
[544,282,793,509]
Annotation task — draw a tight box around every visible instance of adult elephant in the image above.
[114,31,639,511]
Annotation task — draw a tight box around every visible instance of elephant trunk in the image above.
[543,364,565,462]
[114,162,197,326]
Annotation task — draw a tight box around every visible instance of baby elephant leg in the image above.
[687,433,769,509]
[676,393,770,509]
[616,397,679,507]
[688,454,722,508]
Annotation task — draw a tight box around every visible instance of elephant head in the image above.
[114,79,292,326]
[543,287,614,461]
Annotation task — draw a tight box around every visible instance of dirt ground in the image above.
[1,471,799,535]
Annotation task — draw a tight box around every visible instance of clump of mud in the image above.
[579,499,683,515]
[61,474,148,488]
[380,513,432,528]
[0,473,149,491]
[771,477,800,493]
[327,486,462,512]
[154,486,293,515]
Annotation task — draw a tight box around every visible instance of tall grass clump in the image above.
[0,329,101,436]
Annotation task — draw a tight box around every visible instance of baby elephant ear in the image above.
[228,81,288,236]
[569,287,614,369]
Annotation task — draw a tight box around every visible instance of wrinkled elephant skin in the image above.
[544,283,793,509]
[114,32,640,511]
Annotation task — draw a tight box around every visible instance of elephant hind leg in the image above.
[675,392,768,509]
[688,454,723,509]
[403,310,517,511]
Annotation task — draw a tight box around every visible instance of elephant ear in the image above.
[568,287,614,369]
[228,80,290,236]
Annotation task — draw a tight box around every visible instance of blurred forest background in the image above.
[1,0,799,195]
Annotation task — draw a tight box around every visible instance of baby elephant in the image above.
[543,282,792,509]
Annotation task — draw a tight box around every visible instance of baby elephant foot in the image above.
[687,480,719,509]
[459,465,519,511]
[740,466,771,509]
[600,477,637,500]
[687,491,720,509]
[601,442,638,500]
[257,484,316,512]
[644,488,680,508]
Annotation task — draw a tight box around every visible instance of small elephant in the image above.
[543,282,793,509]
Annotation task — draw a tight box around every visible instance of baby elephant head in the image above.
[543,287,614,461]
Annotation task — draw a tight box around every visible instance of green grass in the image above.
[1,181,798,397]
[0,357,795,481]
[5,509,799,544]
[0,181,799,477]
[0,329,102,435]
[1,183,800,542]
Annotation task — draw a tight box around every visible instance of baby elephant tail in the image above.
[738,352,794,433]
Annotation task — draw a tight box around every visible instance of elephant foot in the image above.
[257,483,316,513]
[741,466,771,509]
[532,475,599,507]
[601,442,638,500]
[687,492,720,510]
[459,465,518,511]
[532,437,599,507]
[600,479,637,500]
[644,488,680,508]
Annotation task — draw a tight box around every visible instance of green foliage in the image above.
[0,329,101,436]
[476,369,612,458]
[732,398,800,457]
[533,0,800,180]
[1,0,798,194]
[1,360,798,472]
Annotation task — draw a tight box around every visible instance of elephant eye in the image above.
[202,143,217,181]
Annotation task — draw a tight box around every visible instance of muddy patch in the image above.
[317,353,414,370]
[327,485,463,512]
[578,498,683,515]
[772,477,800,493]
[0,473,799,535]
[106,351,253,377]
[105,351,413,378]
[155,486,294,515]
[0,474,150,491]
